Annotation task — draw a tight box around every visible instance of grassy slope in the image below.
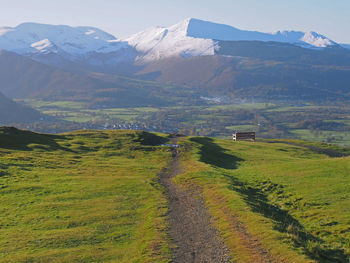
[1,127,349,263]
[0,128,171,263]
[175,137,350,263]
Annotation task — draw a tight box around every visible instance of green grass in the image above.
[17,100,89,110]
[175,136,350,262]
[225,125,259,132]
[20,100,163,123]
[291,129,350,146]
[266,105,321,112]
[0,128,172,263]
[203,103,274,110]
[2,126,349,262]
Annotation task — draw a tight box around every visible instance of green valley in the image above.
[17,100,350,146]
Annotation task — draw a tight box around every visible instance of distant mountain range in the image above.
[0,18,349,120]
[0,18,345,68]
[125,18,340,63]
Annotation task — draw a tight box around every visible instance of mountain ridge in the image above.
[185,18,335,47]
[0,18,347,68]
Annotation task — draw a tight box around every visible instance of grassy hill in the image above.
[0,127,349,262]
[0,92,45,124]
[177,137,350,262]
[0,127,171,262]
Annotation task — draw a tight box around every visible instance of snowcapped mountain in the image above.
[124,19,218,63]
[0,23,136,71]
[0,20,349,105]
[0,22,119,54]
[185,18,335,47]
[0,19,344,69]
[123,18,337,63]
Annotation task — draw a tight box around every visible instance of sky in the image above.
[0,0,349,43]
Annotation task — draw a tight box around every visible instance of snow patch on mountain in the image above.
[31,39,57,54]
[301,31,333,47]
[85,29,96,35]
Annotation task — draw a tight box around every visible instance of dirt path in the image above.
[160,141,232,263]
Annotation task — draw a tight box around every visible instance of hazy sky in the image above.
[0,0,349,43]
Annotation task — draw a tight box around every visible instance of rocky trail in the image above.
[159,141,232,263]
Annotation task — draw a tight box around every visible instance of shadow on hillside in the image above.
[133,131,169,146]
[264,140,350,158]
[191,136,347,262]
[0,127,73,152]
[190,137,243,169]
[223,175,348,263]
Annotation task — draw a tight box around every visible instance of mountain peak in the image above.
[179,19,335,48]
[0,22,122,55]
[301,31,334,47]
[14,22,117,41]
[122,18,338,63]
[170,18,239,38]
[124,18,217,62]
